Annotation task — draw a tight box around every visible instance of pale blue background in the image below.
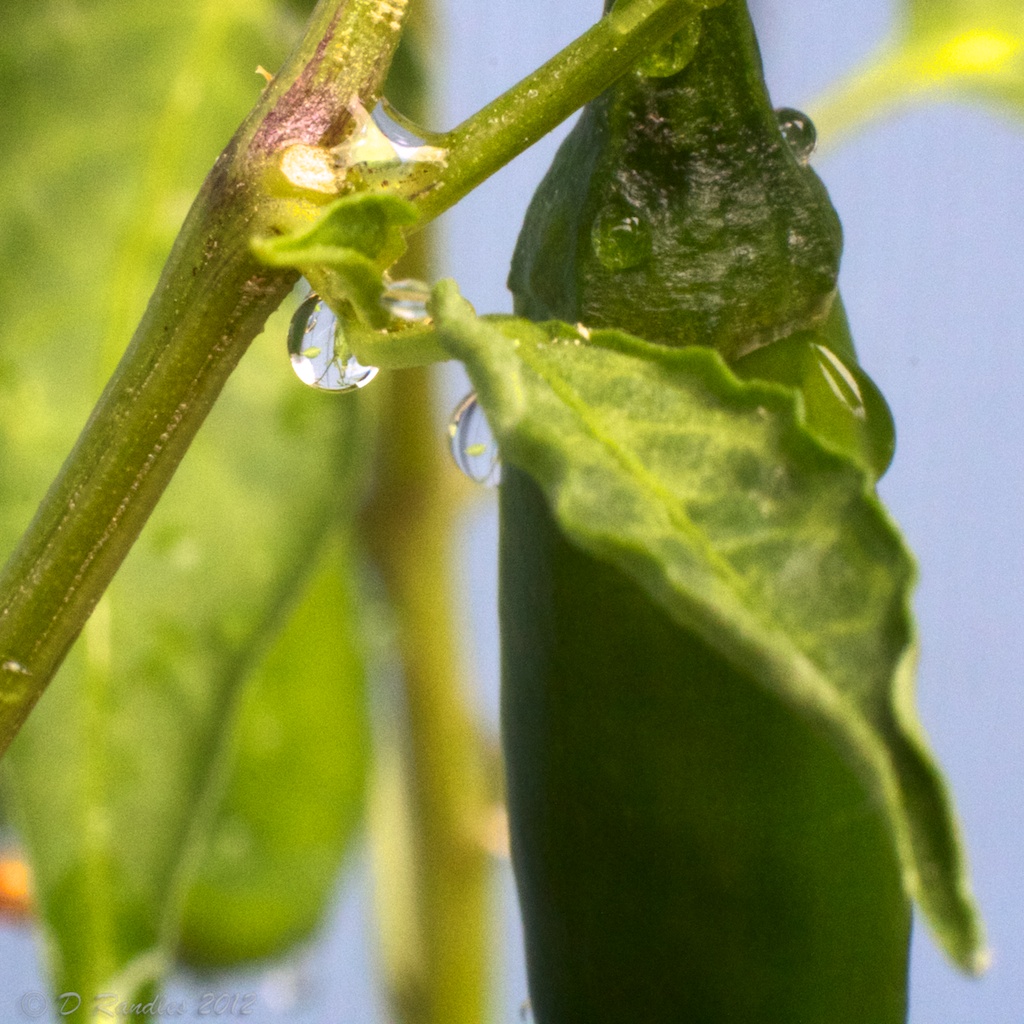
[3,1,1023,1021]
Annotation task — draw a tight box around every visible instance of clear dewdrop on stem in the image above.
[372,100,447,155]
[328,99,448,186]
[287,293,379,392]
[448,393,501,486]
[381,278,431,323]
[635,19,701,78]
[774,107,817,165]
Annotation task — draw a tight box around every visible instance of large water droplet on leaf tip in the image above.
[287,295,379,393]
[775,107,817,165]
[591,198,653,272]
[449,393,501,486]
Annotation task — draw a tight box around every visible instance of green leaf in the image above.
[430,280,986,971]
[812,0,1024,142]
[0,0,374,1008]
[177,533,370,967]
[253,192,418,327]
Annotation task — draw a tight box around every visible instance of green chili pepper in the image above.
[502,2,910,1021]
[500,466,910,1024]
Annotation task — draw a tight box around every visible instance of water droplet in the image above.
[287,294,379,392]
[637,19,701,78]
[376,100,446,149]
[591,197,652,271]
[381,278,431,322]
[448,393,501,486]
[775,107,817,165]
[334,100,448,176]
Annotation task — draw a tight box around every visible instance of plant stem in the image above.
[362,365,491,1024]
[349,323,451,368]
[407,0,710,220]
[363,11,491,1021]
[0,0,409,758]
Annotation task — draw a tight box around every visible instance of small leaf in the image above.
[430,280,986,971]
[178,533,370,968]
[253,192,418,327]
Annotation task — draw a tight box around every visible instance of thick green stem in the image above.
[363,11,491,1021]
[0,0,409,757]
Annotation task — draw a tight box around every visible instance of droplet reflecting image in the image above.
[287,294,379,393]
[775,107,817,165]
[448,393,501,486]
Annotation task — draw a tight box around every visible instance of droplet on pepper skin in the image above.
[775,107,817,165]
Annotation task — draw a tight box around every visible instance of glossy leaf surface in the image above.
[0,0,371,1007]
[430,280,986,972]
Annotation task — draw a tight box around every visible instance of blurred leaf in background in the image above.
[178,533,370,968]
[813,0,1024,141]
